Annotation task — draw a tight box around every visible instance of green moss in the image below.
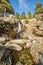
[19,48,34,65]
[11,48,34,65]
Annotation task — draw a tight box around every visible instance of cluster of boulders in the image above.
[0,14,43,65]
[27,14,43,65]
[32,14,43,36]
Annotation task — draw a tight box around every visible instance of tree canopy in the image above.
[0,0,14,14]
[35,2,43,14]
[15,13,20,19]
[20,12,26,19]
[28,11,31,18]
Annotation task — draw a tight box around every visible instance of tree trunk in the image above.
[3,8,6,19]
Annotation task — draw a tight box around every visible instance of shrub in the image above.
[25,20,29,24]
[19,48,34,65]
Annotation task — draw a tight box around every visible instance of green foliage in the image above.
[32,14,35,18]
[25,20,29,24]
[36,2,42,9]
[20,12,26,19]
[0,0,14,14]
[35,8,43,14]
[19,48,34,65]
[15,13,20,19]
[11,48,34,65]
[28,11,31,18]
[35,2,43,14]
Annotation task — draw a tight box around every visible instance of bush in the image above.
[11,48,34,65]
[19,48,34,65]
[25,20,29,24]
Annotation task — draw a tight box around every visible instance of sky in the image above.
[9,0,43,15]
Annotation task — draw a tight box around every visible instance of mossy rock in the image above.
[11,48,34,65]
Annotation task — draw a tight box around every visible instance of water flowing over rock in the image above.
[17,21,22,33]
[0,14,43,65]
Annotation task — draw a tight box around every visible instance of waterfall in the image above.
[17,22,21,33]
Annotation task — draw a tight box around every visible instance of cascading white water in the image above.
[17,22,21,33]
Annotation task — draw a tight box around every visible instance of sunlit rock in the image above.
[4,41,23,51]
[0,37,6,42]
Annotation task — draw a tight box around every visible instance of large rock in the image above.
[34,20,43,36]
[32,14,43,36]
[4,39,32,51]
[0,45,12,65]
[4,40,24,51]
[30,40,43,64]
